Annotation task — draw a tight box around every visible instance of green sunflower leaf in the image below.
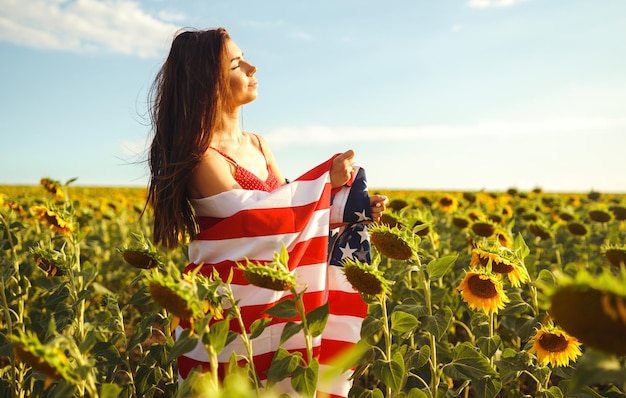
[534,386,564,398]
[266,348,301,387]
[280,321,304,345]
[168,329,200,363]
[426,254,458,280]
[378,351,406,391]
[390,311,419,335]
[206,318,230,354]
[442,342,497,381]
[477,335,502,358]
[407,387,430,398]
[472,376,502,398]
[249,317,272,340]
[291,359,319,398]
[306,303,329,338]
[265,299,299,319]
[421,307,453,340]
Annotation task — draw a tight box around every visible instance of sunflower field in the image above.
[1,178,626,398]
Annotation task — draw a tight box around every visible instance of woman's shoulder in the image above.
[188,149,237,199]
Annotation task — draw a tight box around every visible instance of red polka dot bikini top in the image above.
[209,134,281,192]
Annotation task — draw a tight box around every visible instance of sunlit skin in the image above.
[188,39,388,217]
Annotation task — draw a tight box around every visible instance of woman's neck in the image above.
[211,108,244,147]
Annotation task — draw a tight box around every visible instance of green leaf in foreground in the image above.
[442,342,497,381]
[291,358,319,398]
[306,303,329,337]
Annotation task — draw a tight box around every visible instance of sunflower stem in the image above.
[552,237,562,266]
[0,212,26,398]
[529,284,539,317]
[291,288,314,366]
[489,312,495,368]
[520,370,543,392]
[208,344,220,392]
[67,234,86,342]
[223,283,261,396]
[379,294,393,397]
[422,273,440,398]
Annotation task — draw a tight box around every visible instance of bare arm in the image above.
[188,150,241,199]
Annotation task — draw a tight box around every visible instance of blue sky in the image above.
[1,0,625,193]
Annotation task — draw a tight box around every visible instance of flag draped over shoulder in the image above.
[175,156,372,398]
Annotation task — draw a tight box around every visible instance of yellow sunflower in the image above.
[457,270,510,315]
[369,223,419,261]
[3,198,27,216]
[146,271,210,330]
[378,212,404,228]
[469,219,498,238]
[238,244,297,291]
[122,249,161,269]
[555,209,575,223]
[528,324,582,367]
[31,246,66,278]
[31,205,75,236]
[452,216,470,230]
[588,207,613,223]
[407,207,434,237]
[549,268,626,356]
[602,244,626,268]
[527,221,553,241]
[436,194,459,214]
[387,198,410,212]
[609,204,626,221]
[495,230,514,248]
[566,221,589,237]
[466,209,485,222]
[120,232,162,270]
[11,331,84,389]
[470,243,529,287]
[342,257,391,297]
[40,177,65,201]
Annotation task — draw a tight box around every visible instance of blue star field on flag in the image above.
[328,166,373,267]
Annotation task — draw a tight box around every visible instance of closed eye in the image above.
[230,53,244,70]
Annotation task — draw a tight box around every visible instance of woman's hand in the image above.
[369,194,388,223]
[330,150,356,188]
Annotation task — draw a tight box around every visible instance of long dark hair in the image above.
[146,27,231,249]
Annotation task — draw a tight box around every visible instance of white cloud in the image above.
[468,0,527,8]
[0,0,181,58]
[265,117,626,148]
[118,136,149,157]
[287,30,313,41]
[158,10,185,23]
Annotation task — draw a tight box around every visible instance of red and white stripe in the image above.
[175,157,366,397]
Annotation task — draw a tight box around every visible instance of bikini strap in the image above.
[254,134,268,164]
[209,147,237,166]
[210,134,266,165]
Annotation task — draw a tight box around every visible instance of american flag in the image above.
[175,156,372,398]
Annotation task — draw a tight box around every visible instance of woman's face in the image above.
[226,40,258,108]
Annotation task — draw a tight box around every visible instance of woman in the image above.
[146,27,386,396]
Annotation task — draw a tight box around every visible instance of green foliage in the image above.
[1,185,626,397]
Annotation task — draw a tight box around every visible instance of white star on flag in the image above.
[354,209,369,222]
[340,242,358,259]
[357,227,369,243]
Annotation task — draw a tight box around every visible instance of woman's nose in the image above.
[245,63,257,76]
